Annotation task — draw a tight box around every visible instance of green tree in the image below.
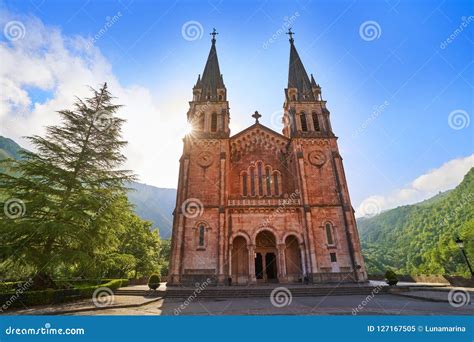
[0,84,133,288]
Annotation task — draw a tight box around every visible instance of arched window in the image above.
[210,113,217,132]
[206,92,211,100]
[325,223,334,245]
[257,162,263,196]
[292,94,296,101]
[199,114,205,131]
[250,167,256,196]
[265,167,271,196]
[218,95,223,101]
[199,224,205,247]
[312,112,320,131]
[300,112,308,132]
[242,172,248,196]
[273,172,279,196]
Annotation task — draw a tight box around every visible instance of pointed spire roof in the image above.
[194,29,225,101]
[287,30,315,101]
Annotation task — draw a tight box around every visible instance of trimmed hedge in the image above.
[0,278,129,310]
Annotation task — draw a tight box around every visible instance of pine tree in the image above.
[0,83,134,288]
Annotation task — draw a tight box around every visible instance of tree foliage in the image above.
[358,168,474,277]
[0,84,166,287]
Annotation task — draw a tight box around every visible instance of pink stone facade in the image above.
[168,34,367,285]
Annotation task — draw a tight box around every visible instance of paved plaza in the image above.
[65,294,473,316]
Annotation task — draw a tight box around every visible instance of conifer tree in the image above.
[0,83,134,288]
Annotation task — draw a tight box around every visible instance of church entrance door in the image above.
[255,231,278,283]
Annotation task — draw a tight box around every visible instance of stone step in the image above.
[115,287,387,298]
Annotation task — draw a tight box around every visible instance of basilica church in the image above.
[169,30,367,285]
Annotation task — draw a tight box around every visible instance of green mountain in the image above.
[127,182,175,239]
[357,168,474,276]
[0,136,24,161]
[0,135,175,238]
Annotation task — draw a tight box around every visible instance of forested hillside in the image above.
[358,168,474,276]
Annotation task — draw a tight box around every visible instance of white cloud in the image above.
[0,11,187,188]
[355,154,474,217]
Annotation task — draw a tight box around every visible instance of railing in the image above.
[227,198,301,206]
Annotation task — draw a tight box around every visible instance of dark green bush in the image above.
[385,269,399,286]
[148,274,161,290]
[0,278,129,310]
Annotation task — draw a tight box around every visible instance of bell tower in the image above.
[169,29,230,285]
[188,28,230,138]
[282,29,333,139]
[283,29,367,282]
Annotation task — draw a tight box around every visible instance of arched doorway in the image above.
[231,236,249,284]
[255,230,278,283]
[285,235,303,282]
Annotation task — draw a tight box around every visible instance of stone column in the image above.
[277,243,286,282]
[248,244,256,284]
[228,244,233,277]
[300,243,307,276]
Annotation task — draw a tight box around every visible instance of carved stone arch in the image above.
[230,231,251,246]
[282,231,304,245]
[253,226,280,245]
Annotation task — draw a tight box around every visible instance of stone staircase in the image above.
[115,285,389,298]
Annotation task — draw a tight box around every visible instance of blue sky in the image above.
[0,0,472,215]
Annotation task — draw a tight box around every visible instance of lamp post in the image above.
[456,237,473,277]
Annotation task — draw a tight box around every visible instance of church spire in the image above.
[192,28,226,102]
[286,29,315,102]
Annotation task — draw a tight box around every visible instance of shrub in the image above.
[148,274,161,290]
[385,269,399,286]
[0,278,129,310]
